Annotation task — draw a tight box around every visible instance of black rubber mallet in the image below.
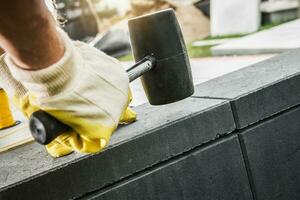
[29,9,194,145]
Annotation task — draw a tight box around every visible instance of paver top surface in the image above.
[194,50,300,99]
[0,97,230,190]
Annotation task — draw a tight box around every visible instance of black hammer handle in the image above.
[29,111,71,145]
[29,56,156,145]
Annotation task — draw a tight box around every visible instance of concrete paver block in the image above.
[239,105,300,200]
[84,135,253,200]
[0,98,235,200]
[194,49,300,128]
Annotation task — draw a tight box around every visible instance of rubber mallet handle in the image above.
[29,111,71,145]
[29,56,156,145]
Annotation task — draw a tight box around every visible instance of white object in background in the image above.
[100,0,131,16]
[211,0,261,36]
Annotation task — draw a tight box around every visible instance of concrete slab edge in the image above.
[193,50,300,129]
[0,98,236,200]
[80,134,253,200]
[82,101,300,200]
[237,102,300,200]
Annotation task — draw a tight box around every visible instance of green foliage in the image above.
[202,34,245,40]
[186,43,213,58]
[259,21,287,31]
[118,54,134,61]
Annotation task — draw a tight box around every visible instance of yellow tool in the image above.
[0,88,16,129]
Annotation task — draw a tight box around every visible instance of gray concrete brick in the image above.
[83,135,253,200]
[0,98,235,200]
[239,105,300,200]
[194,49,300,128]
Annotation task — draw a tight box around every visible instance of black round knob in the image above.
[29,111,71,145]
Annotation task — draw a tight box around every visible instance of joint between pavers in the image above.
[234,103,300,199]
[228,101,242,129]
[237,135,258,200]
[191,96,241,131]
[77,134,238,200]
[191,96,232,101]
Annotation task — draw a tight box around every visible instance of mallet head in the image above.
[128,9,194,105]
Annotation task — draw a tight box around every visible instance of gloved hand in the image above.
[0,29,136,157]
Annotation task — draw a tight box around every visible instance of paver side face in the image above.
[239,106,300,200]
[86,136,253,200]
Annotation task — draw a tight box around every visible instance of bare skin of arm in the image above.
[0,47,4,56]
[0,0,64,70]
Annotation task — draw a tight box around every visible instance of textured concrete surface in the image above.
[194,49,300,128]
[0,98,235,200]
[83,135,253,200]
[212,19,300,56]
[239,105,300,200]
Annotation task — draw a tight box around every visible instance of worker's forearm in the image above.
[0,47,4,56]
[0,0,64,70]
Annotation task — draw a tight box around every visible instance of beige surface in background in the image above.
[0,106,33,153]
[97,0,210,42]
[0,123,33,153]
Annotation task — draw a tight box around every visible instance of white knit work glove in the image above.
[1,29,136,157]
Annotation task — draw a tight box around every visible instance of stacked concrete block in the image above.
[1,49,300,199]
[211,0,261,36]
[85,136,253,200]
[238,106,300,200]
[192,48,300,199]
[194,49,300,128]
[0,98,235,200]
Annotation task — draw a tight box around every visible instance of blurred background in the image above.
[49,0,300,59]
[46,0,300,106]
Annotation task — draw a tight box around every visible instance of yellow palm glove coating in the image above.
[44,95,136,157]
[49,106,136,157]
[2,28,137,158]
